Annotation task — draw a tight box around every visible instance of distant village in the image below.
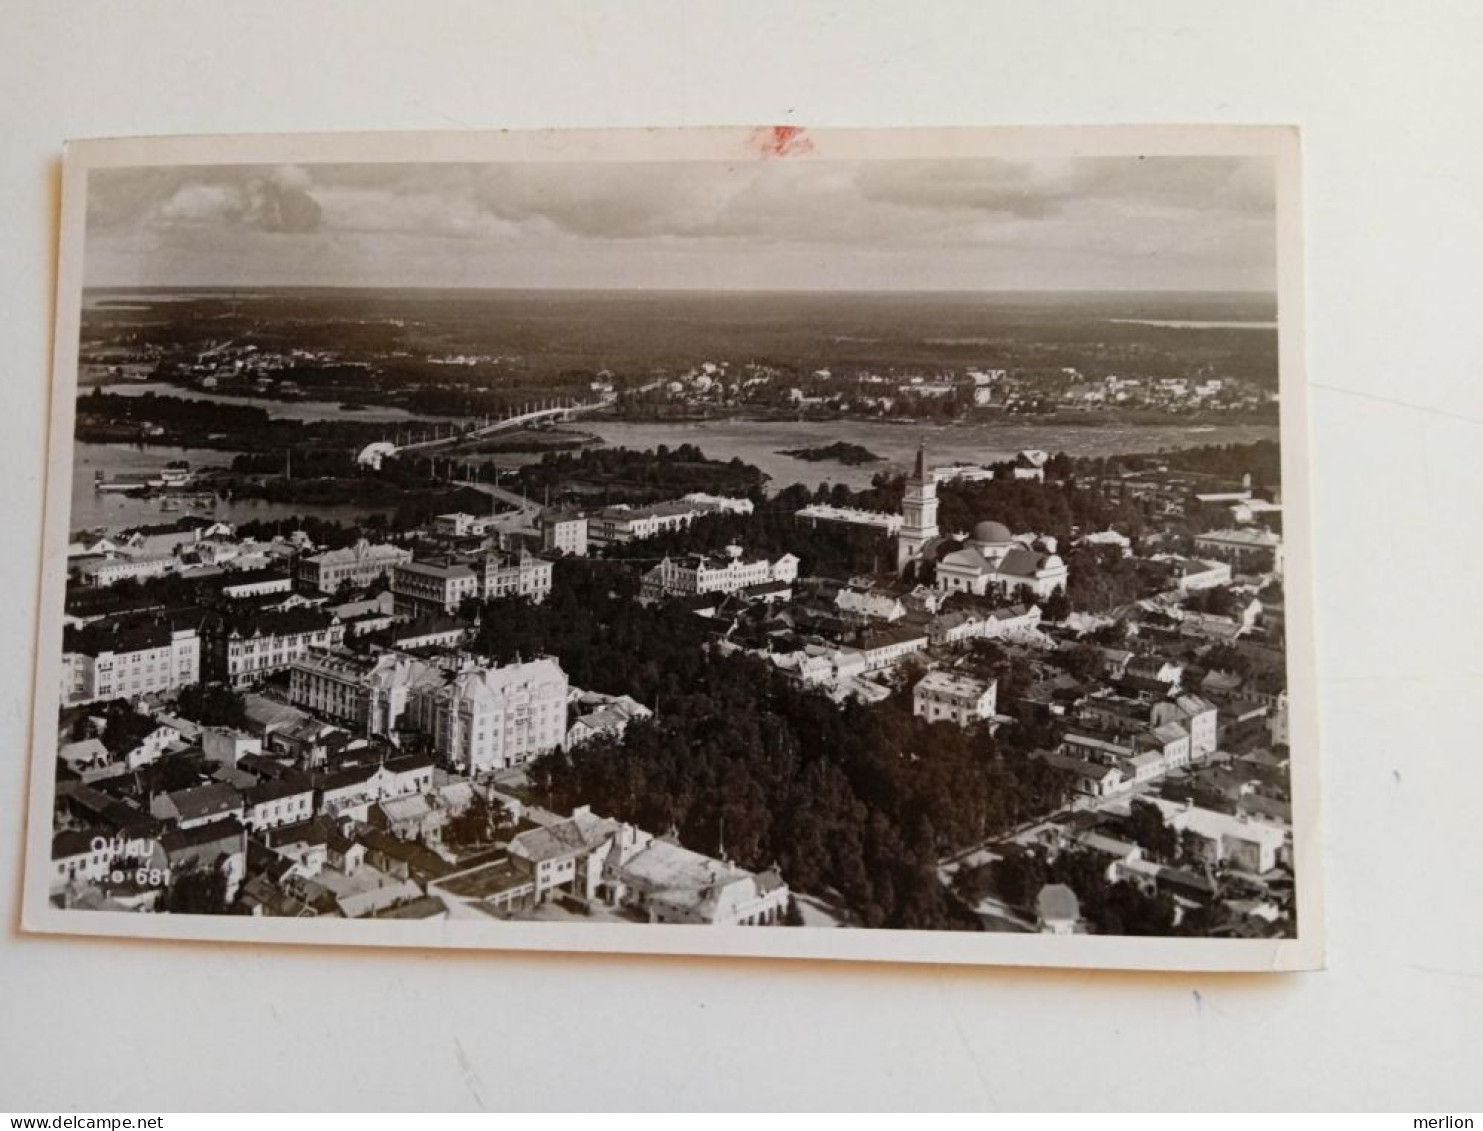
[82,329,1277,427]
[52,406,1294,937]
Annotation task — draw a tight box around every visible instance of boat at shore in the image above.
[93,460,196,493]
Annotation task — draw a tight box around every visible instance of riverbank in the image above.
[582,417,1282,493]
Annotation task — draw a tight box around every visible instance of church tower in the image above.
[896,439,940,571]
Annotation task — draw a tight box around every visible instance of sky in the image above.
[84,156,1277,293]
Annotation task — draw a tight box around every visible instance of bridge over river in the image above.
[356,394,613,467]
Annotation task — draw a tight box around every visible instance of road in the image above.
[455,479,542,533]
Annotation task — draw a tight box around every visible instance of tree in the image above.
[995,847,1047,909]
[1043,586,1071,623]
[173,683,248,728]
[165,861,230,915]
[951,861,995,906]
[444,794,512,852]
[1126,800,1180,864]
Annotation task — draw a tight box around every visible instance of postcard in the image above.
[21,125,1320,969]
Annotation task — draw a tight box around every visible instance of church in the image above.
[896,441,1069,601]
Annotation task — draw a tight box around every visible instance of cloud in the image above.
[84,155,1276,291]
[855,159,1071,219]
[94,164,323,234]
[241,170,323,233]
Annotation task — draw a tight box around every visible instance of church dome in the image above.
[971,520,1013,545]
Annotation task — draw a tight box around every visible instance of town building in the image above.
[75,555,176,588]
[795,502,903,535]
[913,671,998,727]
[403,655,570,775]
[611,836,790,926]
[1156,555,1234,593]
[476,549,553,604]
[1012,449,1050,481]
[391,558,480,617]
[1154,695,1220,760]
[295,539,413,595]
[393,550,553,617]
[113,516,226,559]
[642,546,799,599]
[1040,751,1126,800]
[60,617,201,705]
[851,623,930,672]
[835,586,908,622]
[934,523,1069,600]
[932,463,995,485]
[1194,528,1284,576]
[289,648,441,736]
[497,806,791,925]
[587,500,706,546]
[204,607,345,686]
[1145,798,1288,874]
[681,492,755,515]
[150,782,244,830]
[538,508,588,557]
[217,569,294,600]
[50,830,117,896]
[311,755,435,820]
[888,442,1067,598]
[566,692,652,749]
[149,818,248,903]
[430,512,496,539]
[384,617,468,652]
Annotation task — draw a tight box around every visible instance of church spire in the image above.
[913,438,928,481]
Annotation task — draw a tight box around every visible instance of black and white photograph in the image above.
[22,126,1319,969]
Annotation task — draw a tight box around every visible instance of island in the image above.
[778,440,883,466]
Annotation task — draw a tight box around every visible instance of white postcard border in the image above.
[20,125,1322,972]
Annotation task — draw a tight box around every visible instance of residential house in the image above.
[913,671,997,727]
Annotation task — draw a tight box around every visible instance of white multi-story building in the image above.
[477,550,554,603]
[295,539,413,594]
[113,516,225,559]
[1153,694,1220,761]
[587,501,706,546]
[393,551,553,616]
[1194,528,1284,577]
[1012,449,1050,481]
[60,619,201,705]
[795,503,904,535]
[913,671,997,727]
[641,546,798,599]
[291,648,570,774]
[431,513,496,539]
[205,608,344,686]
[405,656,570,775]
[289,647,441,736]
[218,569,294,600]
[538,509,589,557]
[74,555,176,588]
[392,558,481,617]
[681,492,755,515]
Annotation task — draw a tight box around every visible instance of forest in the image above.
[472,562,1071,929]
[514,443,766,503]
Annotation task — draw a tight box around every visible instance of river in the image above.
[95,381,423,425]
[580,418,1281,492]
[70,442,393,534]
[69,412,1279,533]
